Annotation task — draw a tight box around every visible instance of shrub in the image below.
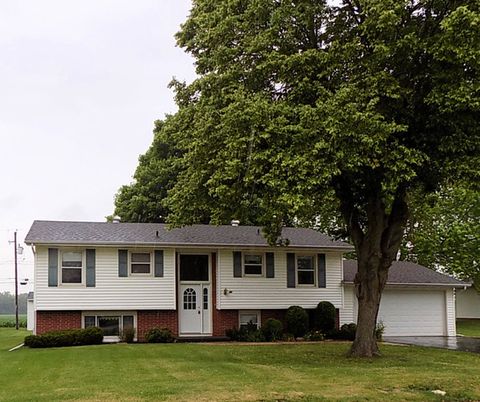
[339,323,357,341]
[375,321,385,341]
[285,306,309,338]
[261,318,283,341]
[314,301,336,333]
[305,330,325,341]
[145,327,175,343]
[24,327,103,348]
[120,327,136,343]
[226,321,264,342]
[282,333,295,342]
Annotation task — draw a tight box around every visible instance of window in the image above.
[84,316,96,328]
[61,251,83,284]
[243,254,263,276]
[239,311,260,329]
[83,313,136,339]
[98,316,120,336]
[183,288,197,310]
[130,252,151,274]
[297,255,315,286]
[203,287,208,310]
[180,255,209,281]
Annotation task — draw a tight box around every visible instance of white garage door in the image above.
[378,289,446,336]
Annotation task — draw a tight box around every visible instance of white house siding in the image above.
[341,286,457,336]
[27,299,35,331]
[456,287,480,319]
[34,246,176,310]
[217,250,344,310]
[339,285,355,325]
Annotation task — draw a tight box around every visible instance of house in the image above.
[24,220,468,340]
[342,260,469,336]
[456,287,480,319]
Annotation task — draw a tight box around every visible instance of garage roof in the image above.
[343,260,469,288]
[24,220,353,250]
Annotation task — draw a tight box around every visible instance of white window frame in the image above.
[82,311,137,342]
[59,249,85,286]
[129,250,153,276]
[239,310,261,329]
[296,254,316,287]
[242,253,264,277]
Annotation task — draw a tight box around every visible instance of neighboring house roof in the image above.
[24,220,353,250]
[27,291,34,300]
[343,260,469,288]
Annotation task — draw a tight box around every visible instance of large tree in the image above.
[116,0,479,356]
[401,185,480,289]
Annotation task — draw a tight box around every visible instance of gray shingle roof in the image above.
[343,260,469,287]
[24,220,353,249]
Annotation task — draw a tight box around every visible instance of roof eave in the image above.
[25,240,354,251]
[343,281,470,288]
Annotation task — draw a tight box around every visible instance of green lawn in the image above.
[1,329,480,402]
[457,319,480,337]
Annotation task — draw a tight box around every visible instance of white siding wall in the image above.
[217,250,344,309]
[456,287,480,319]
[34,246,176,310]
[446,288,456,336]
[340,285,355,325]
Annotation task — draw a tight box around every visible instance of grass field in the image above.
[457,319,480,337]
[1,329,480,401]
[0,315,27,328]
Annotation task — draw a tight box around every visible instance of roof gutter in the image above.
[25,240,355,251]
[343,281,470,289]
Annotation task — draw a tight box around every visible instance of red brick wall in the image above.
[36,311,82,334]
[137,310,178,341]
[261,309,286,325]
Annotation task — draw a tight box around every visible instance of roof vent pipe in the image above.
[231,219,240,227]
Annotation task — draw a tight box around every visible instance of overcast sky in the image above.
[0,0,195,292]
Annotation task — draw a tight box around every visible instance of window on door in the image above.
[180,255,209,281]
[183,288,197,310]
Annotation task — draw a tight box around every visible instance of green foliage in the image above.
[304,330,325,341]
[144,327,175,343]
[285,306,309,338]
[314,301,336,333]
[120,327,136,343]
[0,316,27,328]
[261,318,284,341]
[226,321,265,342]
[401,186,480,288]
[114,0,480,355]
[24,327,103,348]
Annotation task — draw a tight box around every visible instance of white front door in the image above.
[178,254,212,335]
[180,284,203,334]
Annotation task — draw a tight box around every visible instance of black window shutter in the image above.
[287,253,296,288]
[86,249,96,287]
[318,253,326,288]
[154,250,164,277]
[233,251,242,277]
[266,252,275,278]
[118,250,128,277]
[48,248,58,287]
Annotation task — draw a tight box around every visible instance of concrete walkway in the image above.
[384,336,480,353]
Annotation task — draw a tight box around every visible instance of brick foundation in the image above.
[137,310,178,341]
[36,311,82,334]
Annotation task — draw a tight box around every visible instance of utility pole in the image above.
[8,231,19,330]
[13,231,19,330]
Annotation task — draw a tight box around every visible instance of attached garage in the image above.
[378,289,447,336]
[341,260,468,337]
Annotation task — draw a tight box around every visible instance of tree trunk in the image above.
[335,181,409,358]
[348,258,388,357]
